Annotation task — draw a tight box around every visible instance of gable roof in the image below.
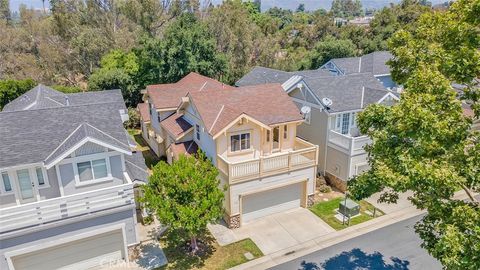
[147,72,233,110]
[0,88,132,169]
[189,83,303,136]
[235,66,332,87]
[160,112,193,139]
[323,51,393,75]
[303,73,391,113]
[2,84,64,112]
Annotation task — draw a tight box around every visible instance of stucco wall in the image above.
[0,209,137,270]
[228,167,315,215]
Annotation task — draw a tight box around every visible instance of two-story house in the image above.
[319,51,397,90]
[138,73,319,228]
[237,66,399,191]
[0,85,148,270]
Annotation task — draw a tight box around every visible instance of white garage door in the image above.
[242,183,302,224]
[11,230,125,270]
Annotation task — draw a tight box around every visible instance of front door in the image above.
[16,169,37,204]
[272,126,280,152]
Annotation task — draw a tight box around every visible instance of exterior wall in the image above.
[325,146,349,181]
[216,120,262,161]
[348,153,369,179]
[0,209,137,270]
[38,168,61,199]
[294,102,329,174]
[227,167,315,216]
[0,194,16,208]
[57,152,125,196]
[184,104,217,162]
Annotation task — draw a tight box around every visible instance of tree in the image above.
[142,151,224,252]
[0,0,10,23]
[0,79,37,110]
[330,0,363,18]
[296,4,305,13]
[136,13,228,86]
[348,1,480,269]
[306,36,357,69]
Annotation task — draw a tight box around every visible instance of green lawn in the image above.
[310,197,384,230]
[127,129,163,169]
[158,229,263,270]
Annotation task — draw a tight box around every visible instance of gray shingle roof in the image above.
[125,151,149,183]
[2,84,64,112]
[303,73,390,113]
[325,51,393,75]
[0,96,130,169]
[235,66,332,86]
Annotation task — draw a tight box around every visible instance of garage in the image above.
[241,182,303,224]
[10,229,126,270]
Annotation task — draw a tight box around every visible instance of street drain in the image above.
[284,250,295,256]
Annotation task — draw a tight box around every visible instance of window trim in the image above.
[0,171,14,194]
[70,154,113,187]
[228,130,253,155]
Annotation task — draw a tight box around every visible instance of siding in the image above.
[348,153,369,178]
[38,167,61,199]
[0,209,137,270]
[325,146,349,180]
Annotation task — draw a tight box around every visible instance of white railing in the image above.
[217,138,318,183]
[328,130,371,155]
[0,183,134,235]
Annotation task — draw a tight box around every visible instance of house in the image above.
[0,85,148,270]
[138,73,319,228]
[319,51,398,90]
[237,67,399,191]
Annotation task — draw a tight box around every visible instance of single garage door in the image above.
[11,230,125,270]
[242,182,302,224]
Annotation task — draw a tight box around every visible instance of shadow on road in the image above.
[298,248,410,270]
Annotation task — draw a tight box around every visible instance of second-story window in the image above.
[35,167,45,186]
[1,172,12,192]
[77,158,108,182]
[283,125,288,139]
[196,124,201,140]
[231,133,250,152]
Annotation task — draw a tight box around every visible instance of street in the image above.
[270,214,442,270]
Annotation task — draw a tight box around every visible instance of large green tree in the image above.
[330,0,363,19]
[0,79,37,110]
[348,1,480,269]
[142,152,224,252]
[136,13,228,86]
[306,36,357,69]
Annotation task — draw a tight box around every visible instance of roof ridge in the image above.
[0,100,125,115]
[84,122,131,149]
[43,123,87,162]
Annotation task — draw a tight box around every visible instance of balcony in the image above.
[328,130,371,156]
[0,183,134,236]
[217,137,318,184]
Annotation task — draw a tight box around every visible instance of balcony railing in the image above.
[0,183,134,236]
[217,138,318,183]
[328,130,371,156]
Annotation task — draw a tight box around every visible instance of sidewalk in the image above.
[230,190,472,270]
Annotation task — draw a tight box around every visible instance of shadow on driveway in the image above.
[298,248,410,270]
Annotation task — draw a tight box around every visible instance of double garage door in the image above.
[11,230,125,270]
[242,182,303,224]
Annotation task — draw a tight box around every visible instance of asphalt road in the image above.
[270,214,442,270]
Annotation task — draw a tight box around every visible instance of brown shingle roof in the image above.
[189,83,303,136]
[160,112,193,139]
[137,103,150,122]
[170,141,198,158]
[147,72,233,109]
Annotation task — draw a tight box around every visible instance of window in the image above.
[231,133,250,152]
[341,113,350,134]
[77,158,108,182]
[35,167,45,185]
[196,124,201,140]
[283,125,288,139]
[1,172,12,192]
[266,130,270,142]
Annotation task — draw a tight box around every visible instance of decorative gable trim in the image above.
[377,92,400,104]
[212,113,271,140]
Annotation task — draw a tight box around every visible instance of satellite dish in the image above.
[301,106,311,115]
[322,97,333,107]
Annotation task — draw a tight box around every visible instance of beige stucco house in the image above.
[138,73,318,228]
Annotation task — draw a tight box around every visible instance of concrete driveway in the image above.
[208,208,335,255]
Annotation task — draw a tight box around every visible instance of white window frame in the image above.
[195,124,201,141]
[0,171,14,194]
[68,153,113,187]
[228,130,253,155]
